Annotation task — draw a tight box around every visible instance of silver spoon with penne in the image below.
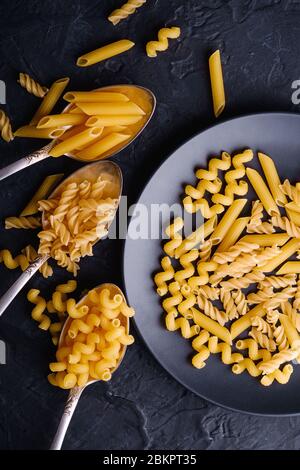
[0,84,156,181]
[49,282,133,450]
[0,160,122,316]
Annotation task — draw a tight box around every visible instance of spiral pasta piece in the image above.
[263,286,297,310]
[225,149,253,184]
[18,72,48,98]
[273,324,289,351]
[162,281,182,315]
[220,270,265,290]
[27,289,50,330]
[0,109,13,142]
[38,199,58,212]
[146,27,181,58]
[207,336,243,364]
[212,241,259,265]
[259,349,299,375]
[52,183,78,222]
[246,221,275,234]
[280,179,300,204]
[197,294,228,326]
[185,178,222,201]
[174,250,199,284]
[108,0,146,25]
[220,289,238,320]
[192,345,210,369]
[196,286,219,301]
[196,152,231,181]
[199,240,213,262]
[183,196,224,218]
[247,200,264,229]
[217,253,257,278]
[259,274,296,290]
[236,339,272,361]
[232,359,262,377]
[249,328,276,351]
[247,287,273,305]
[154,256,175,296]
[192,330,210,351]
[251,316,273,338]
[271,215,300,238]
[255,246,281,267]
[260,364,293,386]
[266,309,280,326]
[5,216,41,230]
[165,312,199,339]
[281,301,300,332]
[231,290,248,316]
[212,180,248,206]
[21,244,53,278]
[188,261,218,289]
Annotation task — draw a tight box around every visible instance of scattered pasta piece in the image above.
[209,50,225,118]
[0,109,13,142]
[108,0,146,25]
[77,40,135,67]
[5,216,41,230]
[146,27,181,58]
[18,72,48,98]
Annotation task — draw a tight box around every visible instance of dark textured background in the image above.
[0,0,300,450]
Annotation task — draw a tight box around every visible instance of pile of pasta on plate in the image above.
[154,149,300,387]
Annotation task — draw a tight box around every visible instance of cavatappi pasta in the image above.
[155,149,300,387]
[146,27,181,58]
[48,286,135,388]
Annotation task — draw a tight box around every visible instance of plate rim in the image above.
[122,111,300,417]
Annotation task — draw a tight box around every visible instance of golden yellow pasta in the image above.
[18,72,48,98]
[209,50,225,118]
[0,109,13,142]
[49,127,103,158]
[77,40,135,67]
[108,0,146,25]
[20,174,64,216]
[64,91,130,103]
[75,133,130,160]
[146,27,181,58]
[14,125,65,139]
[154,150,300,387]
[31,77,70,125]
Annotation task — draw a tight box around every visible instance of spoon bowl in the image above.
[59,283,129,384]
[50,283,131,449]
[0,84,156,181]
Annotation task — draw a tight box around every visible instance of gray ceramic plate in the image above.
[123,113,300,416]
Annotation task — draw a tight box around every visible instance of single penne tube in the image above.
[279,314,300,349]
[20,173,64,216]
[64,91,129,103]
[76,39,135,67]
[75,132,131,160]
[239,233,290,247]
[30,77,70,125]
[231,304,266,340]
[49,127,103,158]
[285,207,300,226]
[86,115,143,127]
[258,152,287,206]
[100,125,127,137]
[285,201,300,214]
[215,217,249,253]
[37,113,87,128]
[175,215,217,258]
[77,102,145,116]
[277,261,300,274]
[210,199,247,243]
[260,238,300,272]
[209,50,225,118]
[14,125,65,139]
[246,168,280,216]
[191,307,231,345]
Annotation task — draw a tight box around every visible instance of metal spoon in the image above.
[50,283,129,450]
[0,84,156,181]
[0,160,122,316]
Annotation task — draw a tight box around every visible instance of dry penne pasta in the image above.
[64,91,130,103]
[31,77,70,125]
[76,39,135,67]
[77,102,145,116]
[209,49,225,118]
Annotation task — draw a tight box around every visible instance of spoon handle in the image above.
[50,387,84,450]
[0,142,53,181]
[0,255,49,317]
